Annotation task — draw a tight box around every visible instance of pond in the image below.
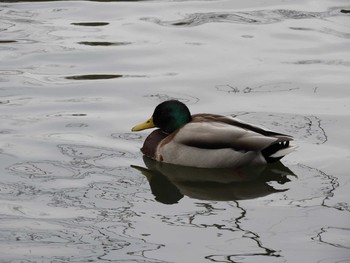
[0,0,349,262]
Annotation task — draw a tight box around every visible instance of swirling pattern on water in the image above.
[1,120,347,262]
[142,7,350,29]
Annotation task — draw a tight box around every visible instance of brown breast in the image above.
[141,129,168,159]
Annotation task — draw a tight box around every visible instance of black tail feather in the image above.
[262,141,290,163]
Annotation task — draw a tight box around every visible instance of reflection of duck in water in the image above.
[133,156,296,204]
[132,100,296,168]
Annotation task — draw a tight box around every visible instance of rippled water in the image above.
[1,0,350,262]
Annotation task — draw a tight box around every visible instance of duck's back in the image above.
[151,114,293,168]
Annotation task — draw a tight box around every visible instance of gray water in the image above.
[1,0,350,262]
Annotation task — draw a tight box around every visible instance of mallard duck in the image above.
[131,100,296,168]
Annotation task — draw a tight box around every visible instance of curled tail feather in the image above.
[262,141,297,163]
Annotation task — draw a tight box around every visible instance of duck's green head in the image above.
[132,100,192,134]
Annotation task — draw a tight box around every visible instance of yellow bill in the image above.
[131,117,155,131]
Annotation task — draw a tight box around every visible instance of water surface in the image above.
[0,0,350,262]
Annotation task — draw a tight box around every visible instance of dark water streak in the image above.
[78,41,132,46]
[65,74,123,80]
[71,22,109,26]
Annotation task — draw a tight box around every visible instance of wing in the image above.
[192,114,293,139]
[170,114,292,151]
